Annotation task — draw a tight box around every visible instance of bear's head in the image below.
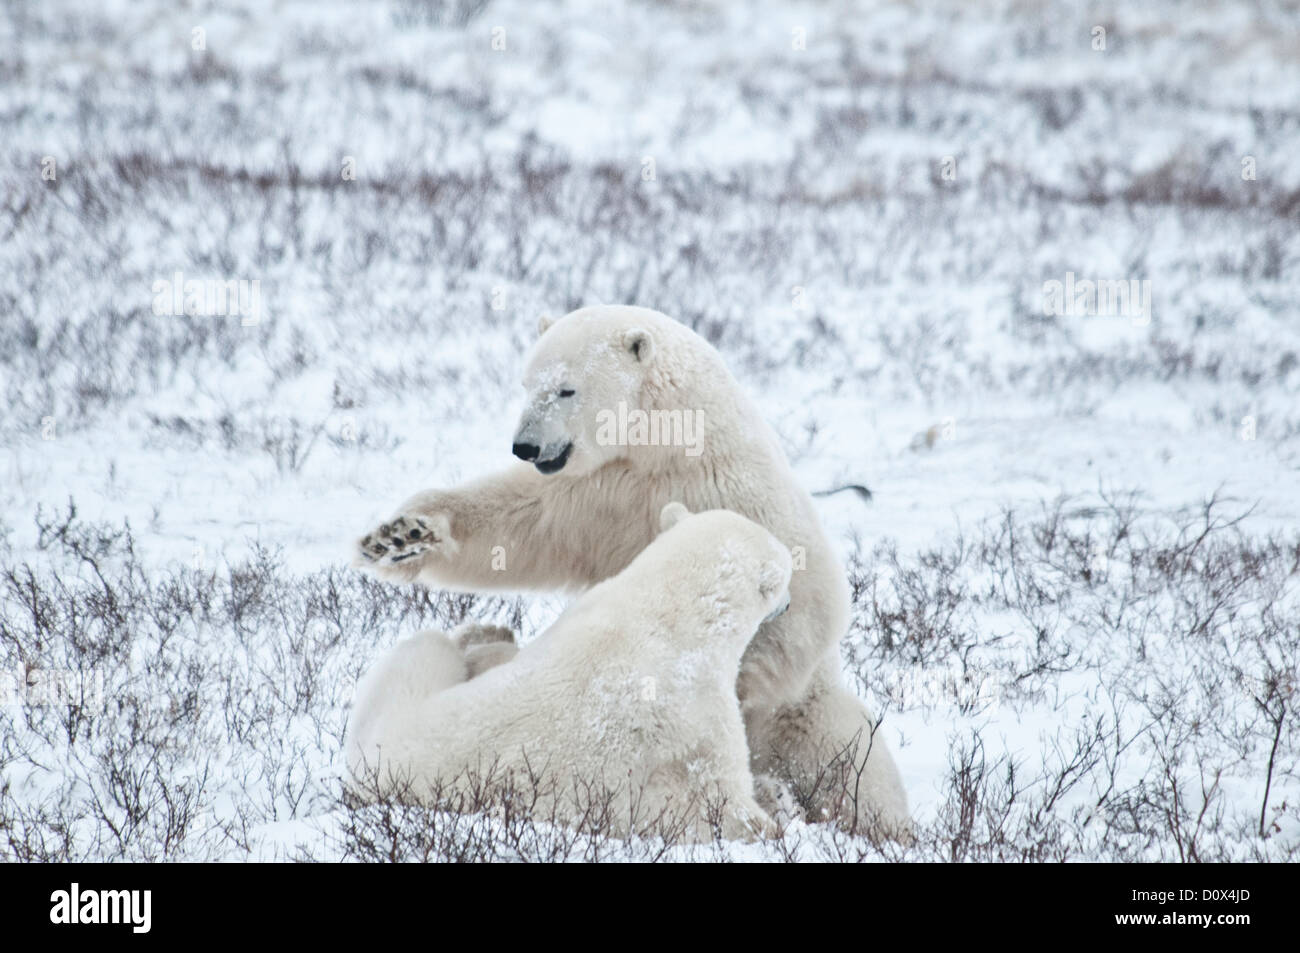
[657,502,793,634]
[511,306,697,476]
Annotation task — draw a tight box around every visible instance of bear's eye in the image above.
[558,389,575,398]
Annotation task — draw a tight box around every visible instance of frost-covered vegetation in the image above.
[2,0,1297,860]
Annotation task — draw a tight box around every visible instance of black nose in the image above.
[512,442,540,461]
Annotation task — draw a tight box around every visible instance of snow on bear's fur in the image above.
[345,503,788,841]
[355,305,909,836]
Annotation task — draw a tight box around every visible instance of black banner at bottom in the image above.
[0,862,1279,942]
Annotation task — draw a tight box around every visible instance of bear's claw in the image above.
[357,514,437,566]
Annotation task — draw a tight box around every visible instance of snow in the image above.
[1,0,1297,860]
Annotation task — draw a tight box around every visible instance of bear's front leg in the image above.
[354,471,522,588]
[352,483,517,588]
[352,466,634,592]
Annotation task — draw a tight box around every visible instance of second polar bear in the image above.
[346,504,788,841]
[356,305,909,836]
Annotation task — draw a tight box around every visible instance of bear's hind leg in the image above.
[452,621,519,678]
[748,655,911,841]
[714,791,777,842]
[345,629,468,794]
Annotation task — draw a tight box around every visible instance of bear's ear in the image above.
[658,501,690,533]
[623,328,654,363]
[537,314,556,336]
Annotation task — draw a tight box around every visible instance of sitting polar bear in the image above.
[346,503,788,841]
[356,305,908,837]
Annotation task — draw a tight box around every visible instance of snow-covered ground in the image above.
[2,0,1298,860]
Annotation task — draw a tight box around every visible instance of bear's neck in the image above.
[631,366,775,478]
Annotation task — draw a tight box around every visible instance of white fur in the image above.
[346,507,789,841]
[355,305,909,835]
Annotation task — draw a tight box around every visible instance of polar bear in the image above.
[355,305,908,837]
[346,503,787,841]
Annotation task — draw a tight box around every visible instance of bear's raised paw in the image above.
[355,513,453,567]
